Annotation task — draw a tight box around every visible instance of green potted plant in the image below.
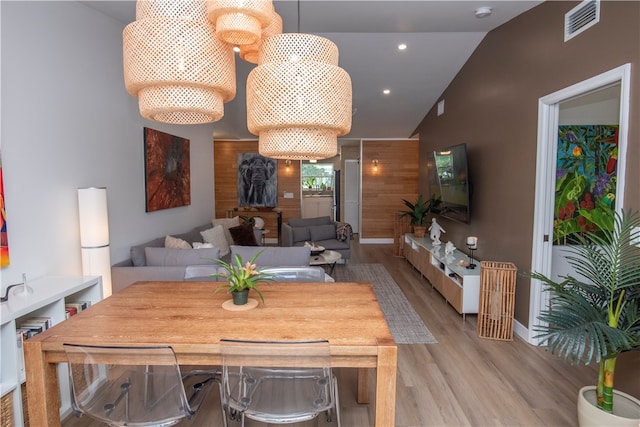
[401,194,440,238]
[212,251,273,305]
[531,209,640,426]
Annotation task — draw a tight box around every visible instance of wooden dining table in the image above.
[23,281,397,426]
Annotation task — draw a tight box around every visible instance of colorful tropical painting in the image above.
[0,150,9,267]
[554,124,618,245]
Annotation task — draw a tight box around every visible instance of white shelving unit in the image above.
[404,234,480,319]
[1,275,102,426]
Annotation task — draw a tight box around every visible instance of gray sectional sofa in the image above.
[281,216,351,260]
[111,222,324,293]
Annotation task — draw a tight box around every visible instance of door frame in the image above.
[528,63,631,344]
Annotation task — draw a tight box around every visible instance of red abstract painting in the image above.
[144,128,191,212]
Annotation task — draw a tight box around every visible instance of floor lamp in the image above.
[77,187,112,297]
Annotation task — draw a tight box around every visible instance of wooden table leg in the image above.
[357,368,370,403]
[374,341,397,427]
[24,341,62,426]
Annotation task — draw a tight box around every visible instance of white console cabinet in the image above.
[404,234,480,319]
[0,275,102,426]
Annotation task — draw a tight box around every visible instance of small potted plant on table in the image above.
[212,251,272,305]
[531,209,640,426]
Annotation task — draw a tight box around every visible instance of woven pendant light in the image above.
[239,7,282,64]
[123,0,236,124]
[206,0,273,46]
[246,33,352,160]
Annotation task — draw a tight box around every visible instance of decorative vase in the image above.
[413,225,427,238]
[232,289,249,305]
[577,386,640,427]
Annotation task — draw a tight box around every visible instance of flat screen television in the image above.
[427,143,471,224]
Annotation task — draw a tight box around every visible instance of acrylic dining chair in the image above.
[64,343,219,426]
[219,339,341,427]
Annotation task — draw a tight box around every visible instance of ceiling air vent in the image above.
[565,0,600,42]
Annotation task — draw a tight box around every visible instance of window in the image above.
[301,163,334,191]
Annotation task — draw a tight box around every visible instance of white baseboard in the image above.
[514,319,531,343]
[359,238,394,244]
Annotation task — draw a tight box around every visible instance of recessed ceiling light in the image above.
[383,89,391,95]
[398,43,407,50]
[475,7,492,18]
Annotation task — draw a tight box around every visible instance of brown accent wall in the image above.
[213,141,302,232]
[361,140,419,239]
[414,1,640,326]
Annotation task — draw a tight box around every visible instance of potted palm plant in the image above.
[531,209,640,426]
[401,194,440,238]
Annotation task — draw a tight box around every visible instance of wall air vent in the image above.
[565,0,600,42]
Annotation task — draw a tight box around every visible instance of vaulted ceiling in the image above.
[82,0,543,140]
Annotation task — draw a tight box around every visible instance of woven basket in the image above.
[1,391,14,427]
[477,261,517,341]
[21,383,29,427]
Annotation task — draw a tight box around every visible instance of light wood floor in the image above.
[64,241,598,427]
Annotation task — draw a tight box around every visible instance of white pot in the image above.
[577,386,640,427]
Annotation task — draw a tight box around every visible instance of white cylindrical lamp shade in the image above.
[81,246,112,298]
[78,187,109,248]
[78,187,112,297]
[246,33,352,160]
[466,236,478,249]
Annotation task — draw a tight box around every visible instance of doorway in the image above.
[528,64,631,344]
[344,159,360,233]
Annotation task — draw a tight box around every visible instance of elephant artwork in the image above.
[237,153,277,207]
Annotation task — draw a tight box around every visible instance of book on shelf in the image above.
[65,306,78,318]
[66,300,92,315]
[18,316,52,337]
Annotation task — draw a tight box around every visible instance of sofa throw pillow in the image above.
[212,216,241,246]
[229,223,258,246]
[192,242,214,249]
[291,226,311,243]
[200,225,230,256]
[130,237,165,267]
[145,247,220,266]
[336,222,353,242]
[165,235,192,249]
[309,224,336,242]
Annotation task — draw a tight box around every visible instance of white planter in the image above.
[577,386,640,427]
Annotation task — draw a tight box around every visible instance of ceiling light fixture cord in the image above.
[297,0,300,33]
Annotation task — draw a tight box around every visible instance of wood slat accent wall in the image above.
[361,140,419,239]
[213,141,302,233]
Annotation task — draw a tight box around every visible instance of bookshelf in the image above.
[0,275,102,426]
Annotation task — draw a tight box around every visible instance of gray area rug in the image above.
[333,263,437,344]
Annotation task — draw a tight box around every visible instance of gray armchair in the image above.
[281,216,350,260]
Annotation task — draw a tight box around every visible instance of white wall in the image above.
[1,1,216,287]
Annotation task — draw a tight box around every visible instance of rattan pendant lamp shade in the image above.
[123,0,236,124]
[246,33,352,160]
[206,0,274,46]
[238,7,282,64]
